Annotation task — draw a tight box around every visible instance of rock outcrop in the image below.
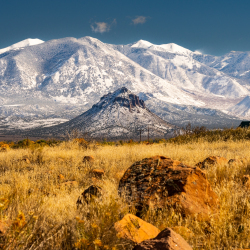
[119,156,219,221]
[114,214,160,243]
[132,227,193,250]
[76,185,102,207]
[196,156,228,169]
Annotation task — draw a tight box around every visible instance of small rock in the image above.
[91,169,105,179]
[76,185,102,207]
[83,156,95,162]
[133,227,193,250]
[22,157,31,164]
[196,156,228,169]
[114,214,160,243]
[58,174,65,180]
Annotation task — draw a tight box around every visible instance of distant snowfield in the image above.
[0,36,249,131]
[0,38,44,55]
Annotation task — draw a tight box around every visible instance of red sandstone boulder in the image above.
[133,227,193,250]
[114,214,160,243]
[195,156,228,169]
[119,156,219,221]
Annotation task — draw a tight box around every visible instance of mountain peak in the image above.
[131,40,154,49]
[95,87,146,111]
[32,87,177,140]
[130,40,192,55]
[0,38,44,55]
[158,43,192,54]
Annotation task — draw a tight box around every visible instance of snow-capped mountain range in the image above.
[0,36,250,131]
[28,87,177,139]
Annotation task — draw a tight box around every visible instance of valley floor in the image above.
[0,139,250,249]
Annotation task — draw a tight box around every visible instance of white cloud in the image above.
[132,16,147,25]
[91,19,116,33]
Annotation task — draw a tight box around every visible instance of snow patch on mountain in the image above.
[28,87,178,139]
[228,96,250,118]
[0,38,44,55]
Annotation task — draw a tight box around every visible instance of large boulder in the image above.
[195,156,228,169]
[119,156,219,221]
[133,227,193,250]
[114,214,160,243]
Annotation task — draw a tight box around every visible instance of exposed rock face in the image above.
[114,214,160,243]
[132,227,193,250]
[119,156,219,221]
[196,156,228,169]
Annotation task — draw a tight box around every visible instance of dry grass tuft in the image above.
[1,138,250,249]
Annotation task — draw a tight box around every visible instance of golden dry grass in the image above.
[1,140,250,249]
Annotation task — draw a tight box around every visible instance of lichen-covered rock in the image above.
[119,156,219,221]
[91,169,105,179]
[195,156,228,169]
[133,227,193,250]
[114,214,160,243]
[76,185,102,207]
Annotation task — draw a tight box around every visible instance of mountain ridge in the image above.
[0,36,248,133]
[27,87,178,140]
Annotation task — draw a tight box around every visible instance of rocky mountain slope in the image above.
[0,36,248,132]
[29,87,177,140]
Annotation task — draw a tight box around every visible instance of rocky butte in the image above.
[28,87,178,140]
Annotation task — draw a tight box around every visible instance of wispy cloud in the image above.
[132,16,147,25]
[91,19,116,33]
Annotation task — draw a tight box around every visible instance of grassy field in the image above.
[1,132,250,249]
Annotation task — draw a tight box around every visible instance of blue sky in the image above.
[1,0,250,55]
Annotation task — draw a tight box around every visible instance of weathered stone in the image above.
[91,169,105,179]
[83,156,95,162]
[196,156,228,169]
[76,185,102,207]
[133,227,193,250]
[22,157,31,164]
[119,156,219,221]
[58,174,65,180]
[114,214,160,243]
